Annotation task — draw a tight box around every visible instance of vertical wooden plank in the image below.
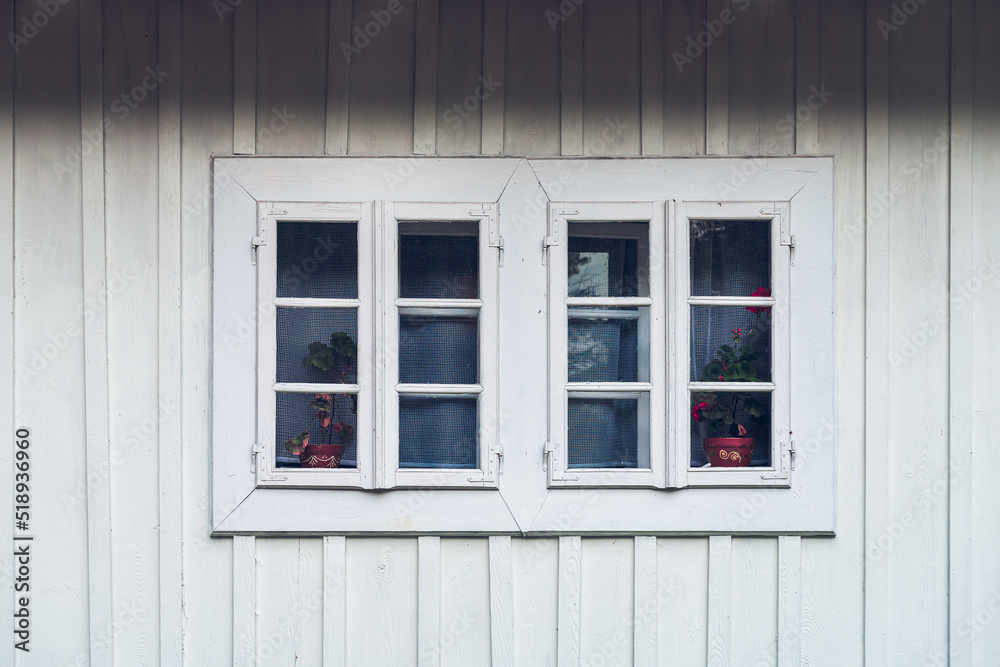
[0,0,13,662]
[480,0,505,155]
[657,538,709,666]
[489,536,515,666]
[181,0,236,662]
[633,536,658,667]
[346,538,419,665]
[158,0,183,663]
[256,539,324,666]
[793,0,819,154]
[579,538,633,664]
[503,0,560,156]
[325,0,353,155]
[582,0,641,156]
[435,0,485,155]
[727,0,795,155]
[233,536,256,667]
[418,536,442,667]
[233,0,257,154]
[863,0,890,663]
[413,0,439,154]
[348,0,417,155]
[663,0,706,155]
[799,2,866,664]
[512,538,559,666]
[257,0,328,154]
[80,0,114,663]
[707,535,732,667]
[704,0,729,155]
[557,536,582,666]
[103,0,163,661]
[559,2,583,156]
[949,2,974,666]
[730,538,778,666]
[323,536,347,667]
[439,539,491,666]
[777,536,801,667]
[640,0,664,156]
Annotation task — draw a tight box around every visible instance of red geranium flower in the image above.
[746,287,772,313]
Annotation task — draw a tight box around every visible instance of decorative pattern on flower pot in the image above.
[702,437,754,468]
[299,444,346,468]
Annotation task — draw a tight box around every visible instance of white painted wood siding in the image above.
[3,0,997,664]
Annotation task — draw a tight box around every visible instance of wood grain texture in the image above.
[345,538,419,666]
[440,539,491,666]
[727,0,795,156]
[418,536,442,667]
[348,0,416,155]
[863,0,890,663]
[633,537,657,667]
[793,0,818,154]
[0,0,12,660]
[480,0,505,154]
[579,539,634,665]
[257,0,328,154]
[657,538,709,666]
[777,536,801,667]
[158,0,184,663]
[731,538,778,666]
[326,0,353,154]
[559,0,582,156]
[704,0,730,154]
[512,538,559,666]
[180,0,237,662]
[582,0,641,156]
[489,536,515,666]
[557,536,582,666]
[103,0,164,661]
[707,536,732,667]
[80,0,114,662]
[639,0,663,156]
[412,0,439,154]
[663,0,706,155]
[435,0,484,155]
[799,2,866,664]
[256,539,324,666]
[233,536,256,667]
[323,536,347,667]
[233,0,257,154]
[503,0,560,155]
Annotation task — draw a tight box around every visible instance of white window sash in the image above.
[674,201,792,488]
[255,202,375,488]
[547,202,667,488]
[379,202,501,488]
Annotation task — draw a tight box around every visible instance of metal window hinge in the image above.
[491,235,505,267]
[760,207,794,248]
[253,442,287,483]
[251,234,266,265]
[467,442,503,483]
[759,440,793,481]
[544,441,580,483]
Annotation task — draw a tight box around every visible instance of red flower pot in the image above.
[703,437,754,467]
[299,444,346,468]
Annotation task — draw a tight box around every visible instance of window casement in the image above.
[212,156,835,535]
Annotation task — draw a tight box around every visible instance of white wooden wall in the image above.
[2,0,998,664]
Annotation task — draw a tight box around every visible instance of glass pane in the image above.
[568,307,648,383]
[275,391,358,468]
[568,222,649,297]
[277,221,358,298]
[400,314,478,384]
[399,396,478,468]
[567,395,648,468]
[689,219,770,297]
[277,307,358,384]
[690,306,771,383]
[399,222,479,299]
[690,391,771,467]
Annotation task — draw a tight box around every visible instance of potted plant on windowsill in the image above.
[691,288,770,467]
[282,331,357,468]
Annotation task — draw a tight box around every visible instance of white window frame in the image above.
[212,156,836,536]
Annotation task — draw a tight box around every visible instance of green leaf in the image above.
[744,397,766,418]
